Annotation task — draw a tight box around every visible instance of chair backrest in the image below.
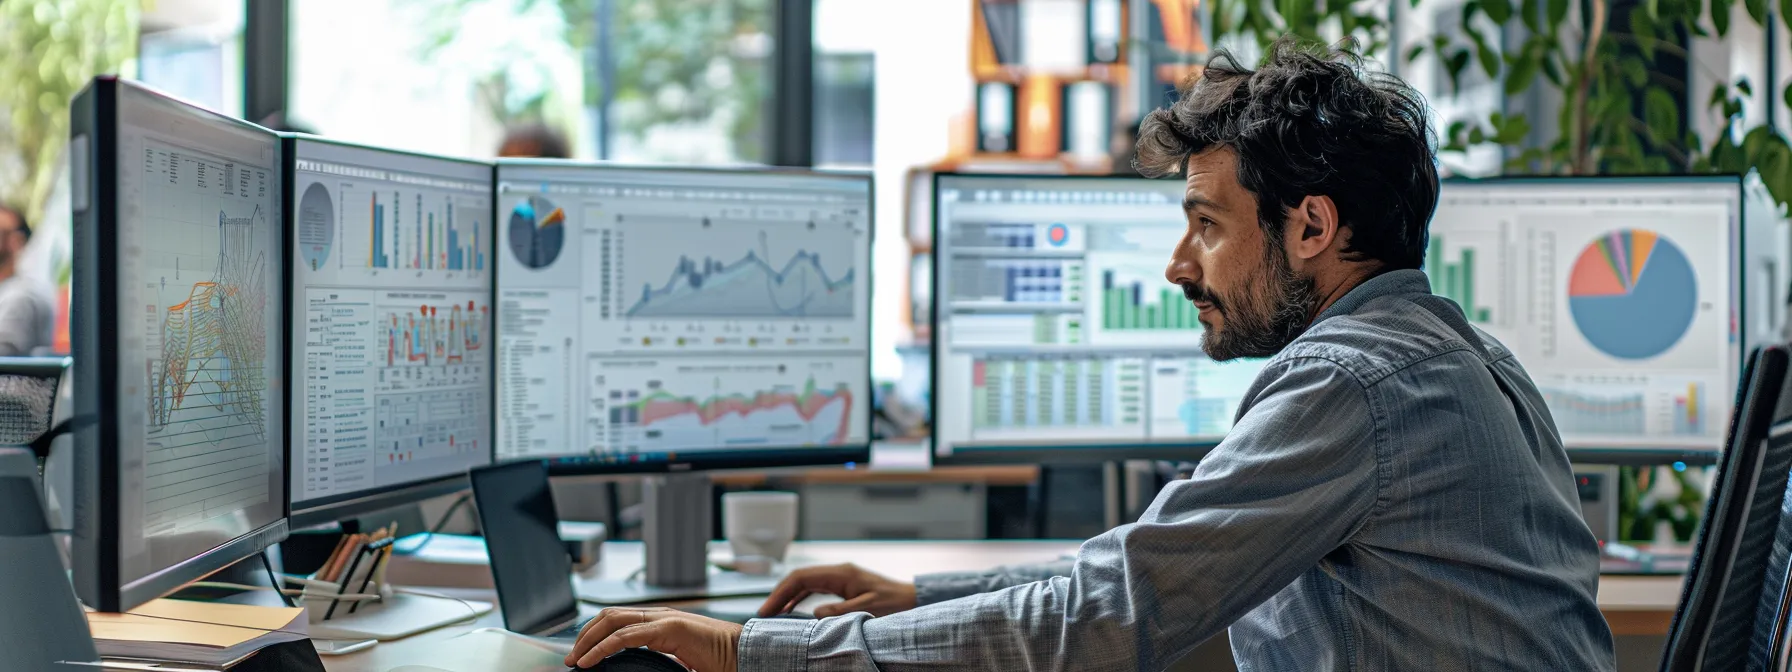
[1661,345,1791,671]
[1746,373,1792,671]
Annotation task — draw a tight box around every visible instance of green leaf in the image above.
[1548,0,1570,24]
[1645,88,1681,144]
[1783,0,1792,37]
[1406,44,1426,63]
[1745,126,1775,162]
[1646,0,1662,18]
[1630,11,1659,61]
[1785,85,1792,119]
[1622,58,1650,88]
[1746,0,1767,24]
[1712,0,1733,35]
[1541,52,1566,85]
[1485,0,1514,22]
[1469,126,1487,144]
[1522,0,1543,31]
[1496,114,1533,144]
[1446,49,1473,92]
[1758,136,1792,205]
[1709,83,1731,111]
[1737,78,1753,97]
[1505,49,1541,95]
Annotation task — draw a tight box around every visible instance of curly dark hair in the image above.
[1136,39,1439,271]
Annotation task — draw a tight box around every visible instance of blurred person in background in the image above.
[0,205,54,356]
[498,123,571,159]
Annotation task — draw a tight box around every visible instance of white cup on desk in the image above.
[722,491,799,575]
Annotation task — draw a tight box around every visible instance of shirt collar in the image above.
[1311,268,1431,326]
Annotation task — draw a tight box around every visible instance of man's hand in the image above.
[564,607,741,672]
[757,563,918,618]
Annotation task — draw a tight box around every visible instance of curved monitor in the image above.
[284,137,495,527]
[70,78,287,612]
[493,162,873,472]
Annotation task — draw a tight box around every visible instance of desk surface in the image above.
[323,540,1684,671]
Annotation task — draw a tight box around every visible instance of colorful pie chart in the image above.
[1566,229,1697,360]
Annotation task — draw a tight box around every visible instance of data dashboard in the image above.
[1429,178,1742,449]
[288,139,493,509]
[495,165,872,465]
[932,175,1269,456]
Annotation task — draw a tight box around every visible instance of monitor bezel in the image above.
[491,160,875,474]
[927,172,1748,465]
[71,77,289,612]
[280,135,496,528]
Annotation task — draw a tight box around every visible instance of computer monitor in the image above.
[69,78,288,612]
[1429,177,1744,453]
[493,162,874,472]
[930,173,1268,465]
[284,137,495,528]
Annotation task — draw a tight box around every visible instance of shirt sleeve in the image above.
[913,559,1077,606]
[737,356,1382,671]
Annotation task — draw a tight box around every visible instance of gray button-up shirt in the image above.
[740,269,1616,671]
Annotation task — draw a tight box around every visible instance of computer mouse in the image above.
[571,648,685,672]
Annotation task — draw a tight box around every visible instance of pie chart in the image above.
[507,196,565,269]
[297,182,334,270]
[1567,229,1697,360]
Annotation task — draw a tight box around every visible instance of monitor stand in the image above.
[576,473,783,605]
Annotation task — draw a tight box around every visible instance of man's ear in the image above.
[1284,195,1340,262]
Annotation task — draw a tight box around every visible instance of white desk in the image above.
[322,540,1683,671]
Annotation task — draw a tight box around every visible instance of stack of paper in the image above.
[88,599,308,667]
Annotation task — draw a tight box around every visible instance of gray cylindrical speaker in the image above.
[642,474,710,587]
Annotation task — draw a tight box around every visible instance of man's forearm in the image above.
[914,558,1076,606]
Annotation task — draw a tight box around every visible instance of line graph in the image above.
[626,235,855,319]
[625,230,855,319]
[590,357,860,452]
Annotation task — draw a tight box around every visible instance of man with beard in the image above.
[0,205,53,356]
[563,40,1616,672]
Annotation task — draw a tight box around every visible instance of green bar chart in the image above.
[1101,270,1199,331]
[1426,235,1493,323]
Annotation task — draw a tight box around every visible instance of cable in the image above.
[260,551,294,608]
[404,492,473,553]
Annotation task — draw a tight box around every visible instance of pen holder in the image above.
[300,538,398,624]
[298,575,396,624]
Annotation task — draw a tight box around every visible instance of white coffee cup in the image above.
[722,491,799,573]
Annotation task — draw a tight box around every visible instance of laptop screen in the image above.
[469,459,578,634]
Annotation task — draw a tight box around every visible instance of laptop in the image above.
[469,459,593,639]
[471,460,816,637]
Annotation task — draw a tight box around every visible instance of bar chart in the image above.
[1672,382,1704,436]
[1099,268,1196,331]
[1425,233,1494,323]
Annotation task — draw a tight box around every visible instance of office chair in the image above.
[0,356,71,457]
[1746,380,1792,670]
[1660,345,1792,671]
